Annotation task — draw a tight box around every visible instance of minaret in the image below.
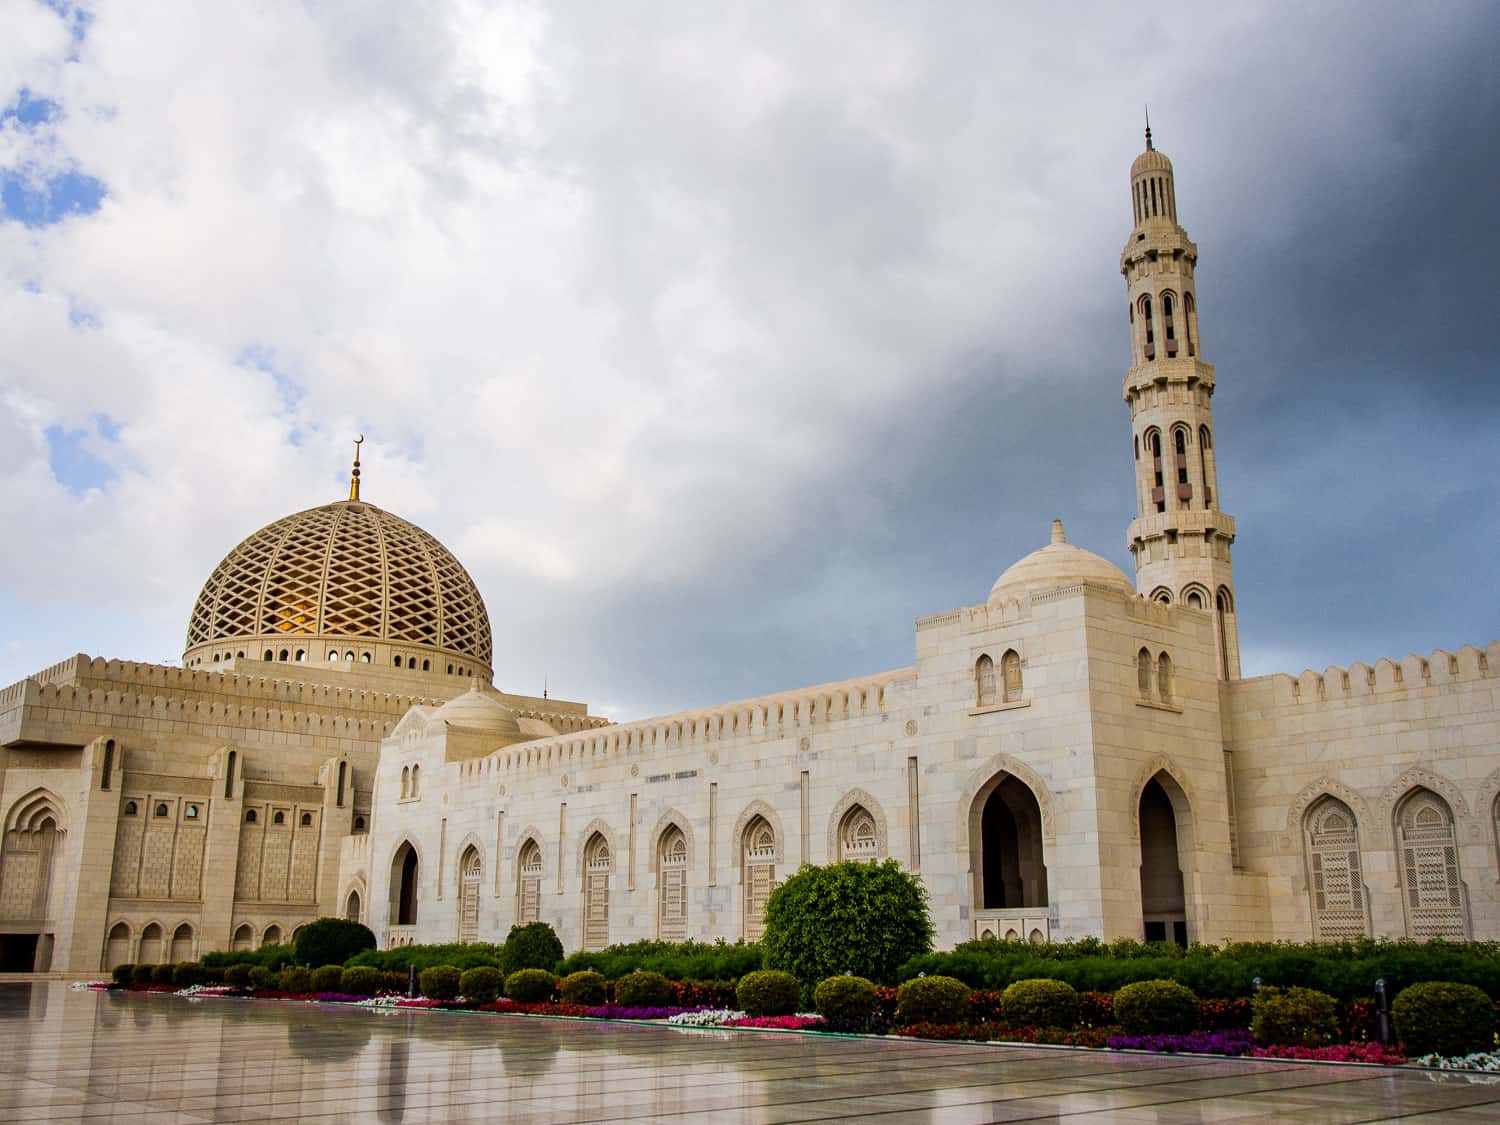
[1121,124,1241,679]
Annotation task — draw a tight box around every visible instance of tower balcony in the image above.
[1124,357,1215,402]
[1127,509,1236,550]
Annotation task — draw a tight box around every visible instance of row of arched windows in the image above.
[400,764,421,799]
[104,921,196,968]
[1304,789,1470,940]
[242,808,314,827]
[187,649,475,675]
[975,651,1023,707]
[382,803,885,950]
[1138,648,1174,703]
[1136,424,1215,513]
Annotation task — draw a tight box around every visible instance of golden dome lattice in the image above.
[184,500,492,669]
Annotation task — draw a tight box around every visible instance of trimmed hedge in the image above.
[1250,986,1338,1047]
[554,939,764,982]
[293,918,376,969]
[895,976,971,1026]
[1393,981,1496,1057]
[310,965,344,993]
[999,979,1079,1029]
[279,967,312,994]
[813,976,879,1030]
[151,963,176,985]
[898,938,1500,1002]
[559,971,608,1006]
[340,966,385,996]
[248,966,277,991]
[762,861,933,990]
[501,924,564,977]
[419,965,462,1001]
[172,963,207,989]
[132,963,156,985]
[737,970,801,1017]
[201,944,297,970]
[614,971,673,1009]
[112,963,135,985]
[505,969,556,1002]
[224,964,253,989]
[460,967,503,1005]
[1115,980,1199,1035]
[347,942,504,973]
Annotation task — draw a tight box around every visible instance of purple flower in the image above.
[1108,1029,1255,1056]
[581,1006,696,1020]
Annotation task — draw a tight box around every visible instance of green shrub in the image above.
[277,966,312,994]
[223,964,253,989]
[310,965,344,993]
[813,976,878,1030]
[248,966,278,991]
[1115,980,1199,1035]
[201,944,297,970]
[894,976,972,1026]
[501,924,565,976]
[460,966,503,1005]
[132,963,156,985]
[1250,985,1338,1047]
[151,963,177,985]
[505,968,556,1002]
[172,962,207,989]
[614,970,673,1008]
[340,966,385,996]
[1393,981,1496,1057]
[419,965,462,1001]
[346,942,505,973]
[554,940,764,982]
[293,917,376,969]
[111,963,135,986]
[999,978,1079,1029]
[736,969,801,1017]
[761,860,932,991]
[559,971,608,1006]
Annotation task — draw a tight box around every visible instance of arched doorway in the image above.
[657,827,688,941]
[261,924,282,948]
[138,922,163,964]
[974,777,1047,909]
[170,923,194,962]
[457,847,482,943]
[582,833,611,952]
[1139,774,1188,945]
[344,889,362,923]
[390,842,419,927]
[105,923,131,970]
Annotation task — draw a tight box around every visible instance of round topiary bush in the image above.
[614,970,673,1008]
[310,965,344,993]
[172,962,207,989]
[737,970,801,1017]
[762,860,933,990]
[559,970,608,1006]
[131,963,155,985]
[813,976,879,1030]
[1250,985,1338,1047]
[894,976,971,1026]
[340,965,385,997]
[505,968,556,1002]
[111,963,135,986]
[1114,979,1199,1035]
[999,978,1079,1029]
[292,917,376,969]
[278,966,312,994]
[151,963,177,985]
[501,923,564,976]
[248,966,278,991]
[419,965,462,1001]
[460,966,503,1005]
[224,964,253,989]
[1393,981,1496,1057]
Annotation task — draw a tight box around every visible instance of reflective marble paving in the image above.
[2,984,1498,1123]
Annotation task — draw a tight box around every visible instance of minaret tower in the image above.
[1121,123,1241,678]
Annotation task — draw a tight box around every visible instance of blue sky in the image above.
[1,2,1497,717]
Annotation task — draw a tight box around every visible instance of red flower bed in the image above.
[1252,1042,1406,1065]
[895,1021,1117,1047]
[1197,997,1251,1031]
[124,983,178,993]
[669,981,738,1009]
[1079,992,1115,1028]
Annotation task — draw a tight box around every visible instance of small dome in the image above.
[1131,146,1173,178]
[988,520,1134,604]
[432,681,520,737]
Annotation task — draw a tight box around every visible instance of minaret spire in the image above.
[1120,134,1241,678]
[1144,105,1152,151]
[348,435,363,501]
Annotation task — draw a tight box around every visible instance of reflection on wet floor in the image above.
[1,983,1498,1123]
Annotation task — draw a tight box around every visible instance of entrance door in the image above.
[0,935,38,972]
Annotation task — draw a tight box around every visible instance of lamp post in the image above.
[1374,978,1391,1044]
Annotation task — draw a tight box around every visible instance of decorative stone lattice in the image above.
[184,501,493,667]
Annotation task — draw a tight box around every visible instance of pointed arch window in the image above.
[1149,430,1165,512]
[1157,652,1174,703]
[1141,295,1156,361]
[1199,425,1214,507]
[1183,292,1197,356]
[1001,650,1023,703]
[582,833,611,952]
[975,655,996,707]
[1304,797,1368,940]
[1162,293,1178,357]
[742,817,776,942]
[657,827,689,941]
[1137,648,1153,697]
[838,806,879,861]
[458,846,482,943]
[1396,790,1467,939]
[517,840,542,925]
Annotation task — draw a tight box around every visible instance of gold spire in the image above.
[349,435,363,501]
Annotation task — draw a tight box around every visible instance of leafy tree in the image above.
[762,860,933,990]
[501,923,564,976]
[293,917,376,968]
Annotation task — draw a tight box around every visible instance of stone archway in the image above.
[966,770,1050,942]
[1138,772,1191,945]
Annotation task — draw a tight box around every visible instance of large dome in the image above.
[988,520,1135,605]
[184,499,493,676]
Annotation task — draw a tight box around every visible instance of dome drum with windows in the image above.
[184,451,493,679]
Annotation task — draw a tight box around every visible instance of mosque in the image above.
[3,134,1497,973]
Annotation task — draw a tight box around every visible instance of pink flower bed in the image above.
[1250,1042,1406,1065]
[723,1015,825,1030]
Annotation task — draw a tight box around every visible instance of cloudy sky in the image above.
[2,1,1496,719]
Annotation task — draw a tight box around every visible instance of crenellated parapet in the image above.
[455,667,915,783]
[1249,642,1496,705]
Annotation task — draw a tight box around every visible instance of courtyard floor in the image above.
[2,984,1499,1123]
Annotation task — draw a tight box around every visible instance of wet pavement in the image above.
[1,983,1498,1122]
